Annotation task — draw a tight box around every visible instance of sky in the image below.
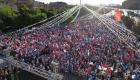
[35,0,125,5]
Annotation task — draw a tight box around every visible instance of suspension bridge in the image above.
[0,5,140,80]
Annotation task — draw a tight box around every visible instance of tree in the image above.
[0,2,72,33]
[0,5,17,31]
[133,22,140,35]
[127,11,140,17]
[16,5,32,27]
[122,16,135,29]
[16,5,47,28]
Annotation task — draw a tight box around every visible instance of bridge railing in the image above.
[4,57,63,80]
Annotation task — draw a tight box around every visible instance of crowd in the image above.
[0,17,140,80]
[0,67,9,80]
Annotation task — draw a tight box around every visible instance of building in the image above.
[5,0,17,10]
[34,1,47,8]
[122,0,140,10]
[48,2,68,9]
[0,0,7,7]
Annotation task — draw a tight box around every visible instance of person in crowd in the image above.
[0,67,9,80]
[0,17,139,80]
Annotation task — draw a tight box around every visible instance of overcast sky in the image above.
[35,0,125,5]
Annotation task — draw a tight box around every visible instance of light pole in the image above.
[80,0,81,5]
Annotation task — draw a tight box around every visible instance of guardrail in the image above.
[4,57,63,80]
